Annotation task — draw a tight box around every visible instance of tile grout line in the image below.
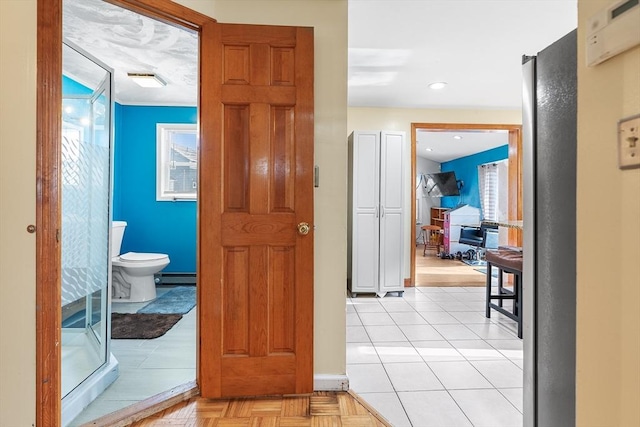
[414,287,480,427]
[348,286,523,427]
[431,286,524,423]
[351,296,415,426]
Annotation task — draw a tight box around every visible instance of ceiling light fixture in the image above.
[428,81,447,90]
[425,148,433,152]
[127,73,166,88]
[453,135,463,140]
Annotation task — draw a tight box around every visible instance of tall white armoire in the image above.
[348,130,405,297]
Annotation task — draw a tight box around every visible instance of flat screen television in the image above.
[425,171,460,197]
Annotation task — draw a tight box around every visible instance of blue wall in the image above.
[440,145,508,211]
[113,105,197,273]
[63,75,92,95]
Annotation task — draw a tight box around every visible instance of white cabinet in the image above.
[348,131,405,297]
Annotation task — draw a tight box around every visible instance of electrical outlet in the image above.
[618,114,640,169]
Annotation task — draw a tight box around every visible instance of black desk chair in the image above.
[459,222,498,260]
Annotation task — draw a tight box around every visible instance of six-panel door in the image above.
[199,22,314,398]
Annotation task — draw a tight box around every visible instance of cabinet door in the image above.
[379,131,405,292]
[351,131,380,292]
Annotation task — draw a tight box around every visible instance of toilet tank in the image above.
[111,221,127,257]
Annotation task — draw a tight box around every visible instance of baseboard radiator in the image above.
[156,272,197,285]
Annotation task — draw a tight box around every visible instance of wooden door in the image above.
[199,22,314,398]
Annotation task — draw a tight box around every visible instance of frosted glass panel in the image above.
[61,41,111,399]
[61,132,110,305]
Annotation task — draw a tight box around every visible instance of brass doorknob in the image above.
[297,222,310,235]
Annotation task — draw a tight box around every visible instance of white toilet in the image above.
[111,221,170,302]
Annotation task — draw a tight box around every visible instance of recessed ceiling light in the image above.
[425,148,433,152]
[453,135,463,140]
[128,73,166,88]
[428,81,447,90]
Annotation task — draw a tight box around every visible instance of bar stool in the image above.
[485,248,524,338]
[421,225,442,256]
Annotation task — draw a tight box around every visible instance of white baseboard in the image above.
[314,374,349,391]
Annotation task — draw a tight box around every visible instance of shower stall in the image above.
[61,41,118,425]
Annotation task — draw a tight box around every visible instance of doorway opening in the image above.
[346,123,524,426]
[410,122,522,287]
[39,2,317,426]
[60,1,199,424]
[37,0,210,425]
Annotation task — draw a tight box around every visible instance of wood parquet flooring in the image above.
[129,392,390,427]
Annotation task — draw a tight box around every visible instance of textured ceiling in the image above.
[63,0,198,106]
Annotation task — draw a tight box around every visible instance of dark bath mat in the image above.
[111,312,183,339]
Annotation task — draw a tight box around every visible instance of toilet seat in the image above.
[116,252,168,263]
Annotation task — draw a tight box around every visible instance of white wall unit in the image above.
[348,130,405,297]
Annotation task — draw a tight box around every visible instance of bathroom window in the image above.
[156,123,198,201]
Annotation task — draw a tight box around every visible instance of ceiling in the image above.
[63,0,198,106]
[62,0,577,161]
[416,129,510,163]
[348,0,577,110]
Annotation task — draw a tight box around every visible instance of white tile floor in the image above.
[70,285,522,427]
[349,286,523,427]
[69,287,196,426]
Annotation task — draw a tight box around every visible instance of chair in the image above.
[459,222,498,260]
[421,225,442,256]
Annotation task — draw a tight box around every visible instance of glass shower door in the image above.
[61,42,112,399]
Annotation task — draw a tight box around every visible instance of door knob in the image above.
[297,222,310,235]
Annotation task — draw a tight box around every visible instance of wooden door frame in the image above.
[36,1,213,425]
[409,122,522,286]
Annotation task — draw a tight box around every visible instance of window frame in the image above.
[156,123,198,201]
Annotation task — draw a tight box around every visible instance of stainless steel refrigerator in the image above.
[522,29,577,427]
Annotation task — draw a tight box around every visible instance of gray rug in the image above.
[463,259,486,267]
[137,285,196,315]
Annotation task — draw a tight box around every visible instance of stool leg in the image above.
[497,268,504,307]
[517,273,523,339]
[423,231,427,256]
[485,262,492,318]
[513,273,519,316]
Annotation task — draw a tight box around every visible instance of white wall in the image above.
[348,107,521,281]
[576,1,640,425]
[416,156,441,241]
[0,1,37,426]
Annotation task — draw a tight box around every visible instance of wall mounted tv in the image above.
[425,171,460,197]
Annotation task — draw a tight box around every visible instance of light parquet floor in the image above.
[129,392,390,427]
